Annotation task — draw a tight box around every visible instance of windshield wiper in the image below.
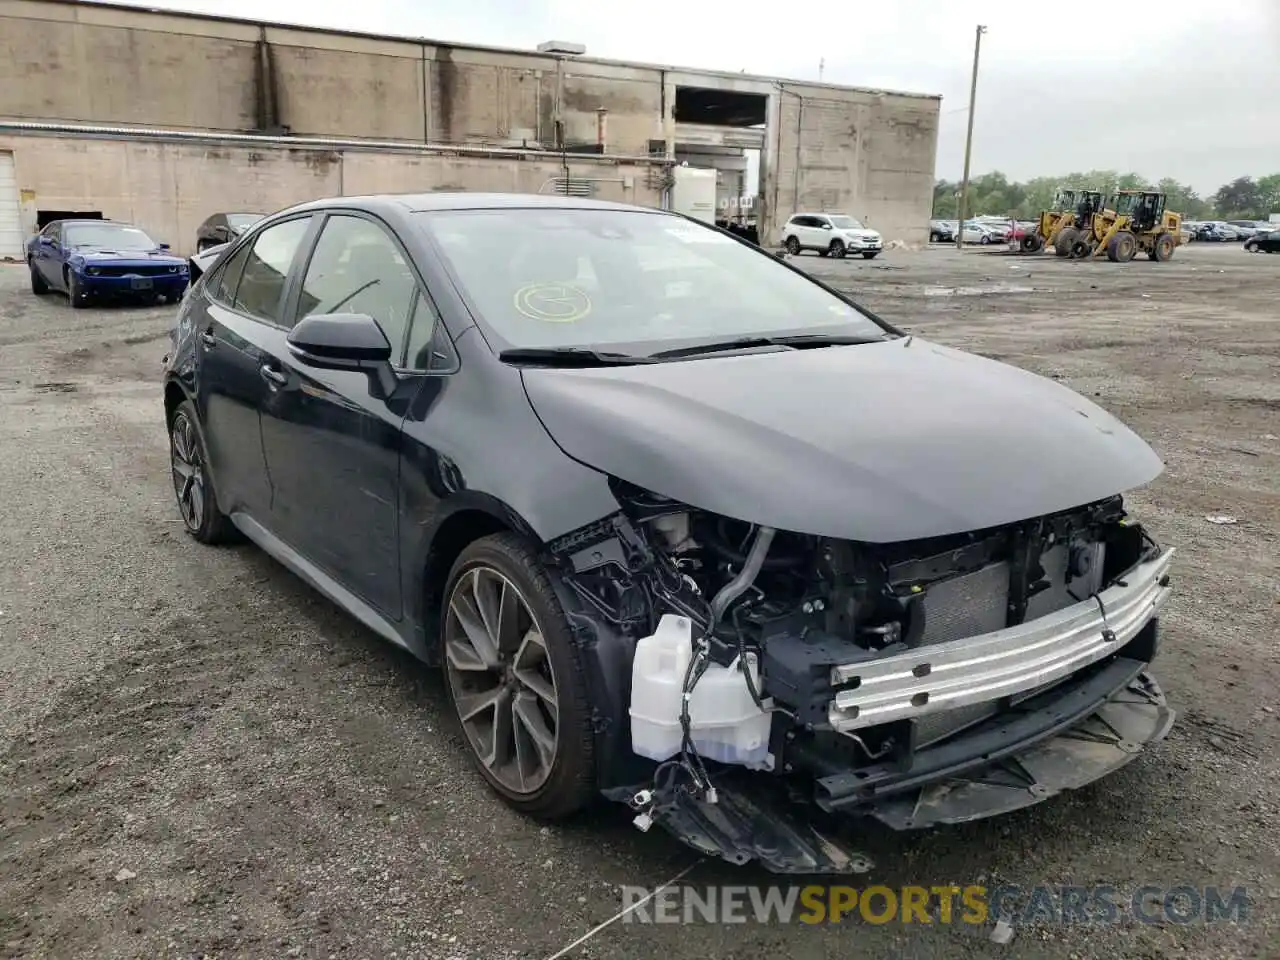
[499,347,655,367]
[649,333,885,360]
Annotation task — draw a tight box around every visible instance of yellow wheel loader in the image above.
[1042,189,1105,257]
[1068,191,1182,262]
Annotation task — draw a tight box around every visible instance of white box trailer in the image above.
[670,165,717,225]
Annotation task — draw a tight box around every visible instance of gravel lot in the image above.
[1,242,1277,960]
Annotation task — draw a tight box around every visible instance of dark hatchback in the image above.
[163,193,1175,873]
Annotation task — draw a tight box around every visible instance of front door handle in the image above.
[260,364,288,386]
[199,330,216,348]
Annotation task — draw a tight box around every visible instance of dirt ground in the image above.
[1,242,1277,960]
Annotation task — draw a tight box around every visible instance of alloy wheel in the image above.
[445,566,559,795]
[170,411,206,532]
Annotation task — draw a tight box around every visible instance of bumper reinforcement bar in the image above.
[828,549,1174,731]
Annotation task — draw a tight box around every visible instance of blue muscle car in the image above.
[27,219,189,308]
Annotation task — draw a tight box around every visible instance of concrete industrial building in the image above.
[0,0,941,258]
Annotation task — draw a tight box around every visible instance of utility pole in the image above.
[955,24,987,250]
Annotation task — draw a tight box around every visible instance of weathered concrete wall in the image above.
[0,134,663,254]
[767,85,939,245]
[0,0,939,245]
[0,0,668,154]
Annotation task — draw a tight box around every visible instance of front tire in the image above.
[979,234,991,245]
[861,250,879,259]
[442,533,596,820]
[168,399,236,544]
[1245,240,1260,253]
[66,271,88,309]
[1054,227,1078,256]
[29,262,48,294]
[828,239,846,259]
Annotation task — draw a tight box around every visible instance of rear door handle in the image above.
[199,330,216,348]
[260,364,288,386]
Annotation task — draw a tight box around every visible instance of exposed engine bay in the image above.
[547,478,1174,872]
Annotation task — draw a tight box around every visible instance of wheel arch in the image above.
[414,494,536,662]
[163,377,190,427]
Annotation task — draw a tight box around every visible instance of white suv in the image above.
[780,213,883,259]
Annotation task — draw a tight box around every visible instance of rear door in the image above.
[191,214,317,521]
[799,216,825,248]
[256,211,428,618]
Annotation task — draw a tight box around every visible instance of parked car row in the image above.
[929,217,1038,245]
[1183,220,1275,242]
[24,211,265,308]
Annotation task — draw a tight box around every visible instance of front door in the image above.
[258,211,427,619]
[32,223,62,286]
[191,215,316,520]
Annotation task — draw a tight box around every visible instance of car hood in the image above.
[520,338,1164,542]
[72,247,184,264]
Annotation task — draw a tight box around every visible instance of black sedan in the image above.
[163,193,1175,873]
[195,212,263,252]
[1244,229,1280,253]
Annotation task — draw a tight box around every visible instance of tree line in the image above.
[932,171,1280,222]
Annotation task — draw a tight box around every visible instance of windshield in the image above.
[418,208,888,356]
[226,213,262,230]
[63,223,157,251]
[827,216,863,229]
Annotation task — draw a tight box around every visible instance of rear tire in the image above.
[1150,232,1175,262]
[785,236,801,256]
[167,399,237,545]
[29,262,48,294]
[1020,234,1043,253]
[829,239,846,259]
[442,533,596,820]
[1055,227,1078,256]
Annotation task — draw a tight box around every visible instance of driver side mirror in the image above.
[158,242,171,251]
[821,222,833,230]
[39,236,53,246]
[288,312,397,396]
[289,312,392,366]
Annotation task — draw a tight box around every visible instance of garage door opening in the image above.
[37,210,104,228]
[673,87,767,127]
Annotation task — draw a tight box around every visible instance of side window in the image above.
[234,217,312,322]
[404,290,443,370]
[1270,232,1280,242]
[210,242,252,306]
[294,215,418,362]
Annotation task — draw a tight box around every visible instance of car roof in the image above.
[276,192,666,217]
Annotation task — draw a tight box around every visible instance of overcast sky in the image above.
[111,0,1278,195]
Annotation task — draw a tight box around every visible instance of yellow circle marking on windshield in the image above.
[513,283,592,323]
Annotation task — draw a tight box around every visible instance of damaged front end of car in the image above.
[545,480,1174,875]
